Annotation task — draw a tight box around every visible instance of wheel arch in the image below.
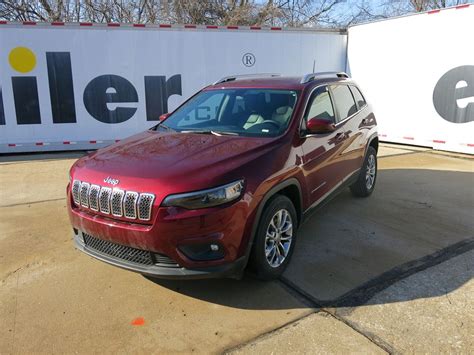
[258,178,303,227]
[243,178,303,266]
[368,134,379,153]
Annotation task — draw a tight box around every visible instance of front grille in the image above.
[71,179,154,221]
[83,233,153,265]
[82,233,179,268]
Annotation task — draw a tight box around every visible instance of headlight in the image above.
[162,180,244,209]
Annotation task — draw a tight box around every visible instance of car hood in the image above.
[72,130,283,194]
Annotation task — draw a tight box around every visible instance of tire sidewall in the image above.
[250,195,298,280]
[365,147,377,194]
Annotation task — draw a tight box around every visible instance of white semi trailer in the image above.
[348,4,473,154]
[1,4,472,154]
[0,23,346,152]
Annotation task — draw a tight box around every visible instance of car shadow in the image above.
[146,168,474,310]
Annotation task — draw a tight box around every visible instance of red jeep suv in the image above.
[68,72,378,280]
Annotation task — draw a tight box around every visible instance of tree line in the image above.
[0,0,470,27]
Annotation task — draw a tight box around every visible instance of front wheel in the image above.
[350,146,377,197]
[249,195,297,281]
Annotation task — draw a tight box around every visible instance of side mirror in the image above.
[159,113,170,122]
[306,117,336,134]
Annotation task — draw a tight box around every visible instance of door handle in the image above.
[335,132,346,141]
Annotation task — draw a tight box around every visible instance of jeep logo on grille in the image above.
[104,177,119,186]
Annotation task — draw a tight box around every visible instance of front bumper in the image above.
[67,184,256,267]
[74,230,246,279]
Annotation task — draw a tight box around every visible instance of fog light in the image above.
[179,242,225,261]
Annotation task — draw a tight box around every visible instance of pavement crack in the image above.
[444,288,453,305]
[378,151,420,159]
[10,268,21,354]
[277,238,474,354]
[1,197,65,208]
[423,150,474,161]
[327,238,474,308]
[277,278,394,353]
[1,266,23,283]
[221,310,318,354]
[322,310,394,354]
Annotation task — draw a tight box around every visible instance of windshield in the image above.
[157,89,298,137]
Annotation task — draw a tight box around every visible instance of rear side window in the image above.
[305,86,335,123]
[330,85,357,122]
[350,86,367,109]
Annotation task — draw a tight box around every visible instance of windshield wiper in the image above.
[210,130,239,136]
[180,130,239,136]
[151,123,175,132]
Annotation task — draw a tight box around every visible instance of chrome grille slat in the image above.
[72,180,81,205]
[71,180,154,221]
[89,185,101,211]
[123,191,139,219]
[99,187,112,214]
[80,182,90,207]
[138,193,155,221]
[111,188,125,217]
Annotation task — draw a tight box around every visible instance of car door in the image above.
[349,84,376,164]
[329,84,367,177]
[300,85,349,207]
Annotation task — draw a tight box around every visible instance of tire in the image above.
[249,195,298,281]
[350,146,377,197]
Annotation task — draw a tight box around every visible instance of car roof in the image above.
[204,75,350,91]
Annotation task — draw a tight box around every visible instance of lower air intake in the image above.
[83,233,153,265]
[82,233,179,268]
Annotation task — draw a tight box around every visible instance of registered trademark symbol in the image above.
[242,53,256,67]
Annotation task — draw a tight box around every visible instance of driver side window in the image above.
[305,86,335,123]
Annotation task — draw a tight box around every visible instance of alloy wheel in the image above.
[366,154,376,189]
[264,209,293,268]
